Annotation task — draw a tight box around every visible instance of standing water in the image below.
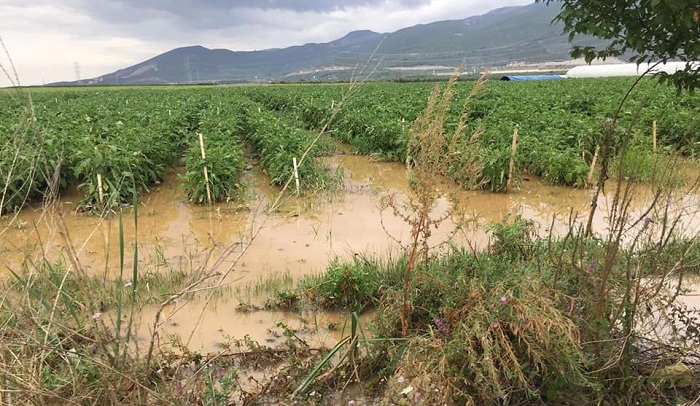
[1,154,700,352]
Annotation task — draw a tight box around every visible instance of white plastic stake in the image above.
[198,132,212,205]
[506,128,519,193]
[97,174,104,205]
[293,157,300,195]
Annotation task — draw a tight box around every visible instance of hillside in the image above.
[51,2,604,85]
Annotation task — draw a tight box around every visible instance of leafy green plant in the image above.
[487,214,537,260]
[201,368,239,406]
[237,98,341,191]
[181,140,246,204]
[299,255,405,311]
[537,0,700,91]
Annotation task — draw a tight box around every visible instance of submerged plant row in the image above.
[245,77,700,190]
[1,77,698,213]
[0,88,338,214]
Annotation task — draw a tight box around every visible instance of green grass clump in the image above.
[0,239,231,404]
[298,255,406,311]
[609,146,686,189]
[296,215,700,404]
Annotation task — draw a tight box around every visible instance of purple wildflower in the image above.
[587,258,597,274]
[500,296,508,304]
[492,321,500,329]
[434,318,449,334]
[644,216,654,227]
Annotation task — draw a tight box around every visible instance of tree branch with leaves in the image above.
[538,0,700,91]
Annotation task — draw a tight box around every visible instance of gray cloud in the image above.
[3,0,524,41]
[1,0,534,85]
[44,0,438,33]
[81,0,429,16]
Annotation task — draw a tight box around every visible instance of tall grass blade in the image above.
[122,185,139,364]
[8,268,50,311]
[350,311,361,357]
[47,262,81,328]
[292,335,351,398]
[114,209,125,357]
[131,183,138,298]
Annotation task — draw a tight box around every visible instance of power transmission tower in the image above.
[74,62,81,81]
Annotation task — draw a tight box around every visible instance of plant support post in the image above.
[198,132,212,205]
[653,120,657,153]
[293,157,300,195]
[588,145,600,185]
[506,128,518,193]
[97,173,104,206]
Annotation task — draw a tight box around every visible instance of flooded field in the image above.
[2,154,700,353]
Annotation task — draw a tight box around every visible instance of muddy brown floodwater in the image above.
[2,154,700,352]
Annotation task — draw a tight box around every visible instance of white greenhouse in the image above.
[565,62,695,78]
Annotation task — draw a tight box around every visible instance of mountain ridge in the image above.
[50,3,603,85]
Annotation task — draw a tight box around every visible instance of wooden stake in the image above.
[653,120,657,153]
[293,157,300,195]
[506,128,519,193]
[198,132,212,205]
[588,145,600,186]
[97,174,104,206]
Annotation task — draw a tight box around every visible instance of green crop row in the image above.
[180,95,246,204]
[0,86,345,214]
[0,88,246,213]
[244,77,700,191]
[235,96,339,190]
[2,77,697,214]
[0,89,189,213]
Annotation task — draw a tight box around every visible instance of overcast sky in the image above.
[1,0,534,86]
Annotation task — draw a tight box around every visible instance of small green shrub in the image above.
[181,142,246,204]
[299,256,405,311]
[487,214,537,260]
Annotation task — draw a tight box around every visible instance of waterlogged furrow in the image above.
[244,78,700,191]
[2,78,699,214]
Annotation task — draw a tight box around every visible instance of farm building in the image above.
[565,62,693,78]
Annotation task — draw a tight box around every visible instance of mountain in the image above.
[52,3,604,85]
